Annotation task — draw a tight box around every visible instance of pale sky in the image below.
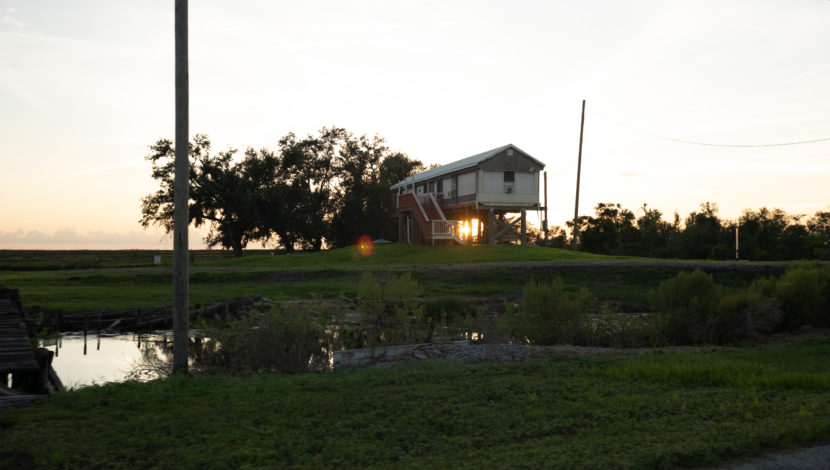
[2,0,829,249]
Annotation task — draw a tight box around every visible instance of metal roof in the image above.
[390,144,545,190]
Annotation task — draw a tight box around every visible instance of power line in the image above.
[592,110,830,148]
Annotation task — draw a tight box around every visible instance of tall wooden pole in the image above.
[571,99,585,249]
[173,0,189,374]
[543,171,548,245]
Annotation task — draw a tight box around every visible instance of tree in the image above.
[806,210,830,259]
[578,203,637,255]
[737,207,809,260]
[634,203,676,257]
[330,136,423,247]
[139,135,278,256]
[677,202,726,259]
[278,127,349,251]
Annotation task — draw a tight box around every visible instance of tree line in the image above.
[545,202,830,260]
[141,126,828,261]
[140,127,423,256]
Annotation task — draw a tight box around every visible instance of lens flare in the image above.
[357,235,373,257]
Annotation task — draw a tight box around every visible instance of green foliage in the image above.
[140,135,279,256]
[567,201,830,261]
[355,272,424,347]
[775,262,830,328]
[508,277,593,345]
[422,296,470,342]
[198,306,330,374]
[714,291,783,343]
[580,307,666,347]
[4,338,830,469]
[650,269,722,344]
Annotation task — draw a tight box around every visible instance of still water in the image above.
[41,331,180,389]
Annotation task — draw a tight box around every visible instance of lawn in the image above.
[2,336,830,469]
[0,244,627,271]
[0,245,770,313]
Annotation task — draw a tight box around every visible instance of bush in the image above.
[355,272,424,347]
[714,291,783,343]
[508,277,592,345]
[199,307,330,374]
[649,270,721,344]
[579,306,665,348]
[422,296,470,342]
[775,262,830,328]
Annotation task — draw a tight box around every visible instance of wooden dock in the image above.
[1,286,61,409]
[0,293,38,376]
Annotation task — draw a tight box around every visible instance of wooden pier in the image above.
[1,286,62,409]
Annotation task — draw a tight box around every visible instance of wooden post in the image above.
[735,225,740,261]
[572,99,585,249]
[488,208,495,245]
[543,171,548,246]
[520,209,527,246]
[97,311,101,351]
[83,313,87,356]
[173,0,190,374]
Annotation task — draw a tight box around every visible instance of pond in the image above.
[40,331,183,389]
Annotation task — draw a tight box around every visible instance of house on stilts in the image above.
[391,144,545,245]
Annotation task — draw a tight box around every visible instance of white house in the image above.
[391,144,545,245]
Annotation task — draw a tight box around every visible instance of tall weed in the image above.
[775,262,830,328]
[199,306,330,374]
[649,270,721,344]
[355,272,424,347]
[580,306,666,347]
[715,291,782,343]
[508,277,592,345]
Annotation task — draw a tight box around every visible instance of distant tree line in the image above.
[140,127,423,256]
[544,202,830,260]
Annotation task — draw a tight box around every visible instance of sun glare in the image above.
[357,235,373,257]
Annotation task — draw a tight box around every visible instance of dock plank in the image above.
[0,297,39,374]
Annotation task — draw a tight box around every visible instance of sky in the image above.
[1,0,829,249]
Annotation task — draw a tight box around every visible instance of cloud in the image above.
[1,8,25,27]
[0,227,207,249]
[786,63,830,82]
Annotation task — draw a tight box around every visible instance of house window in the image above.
[428,182,434,193]
[504,171,515,183]
[437,180,443,193]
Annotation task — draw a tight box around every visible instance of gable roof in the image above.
[390,144,544,190]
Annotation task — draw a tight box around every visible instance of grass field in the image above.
[0,244,625,271]
[0,245,773,313]
[2,336,830,469]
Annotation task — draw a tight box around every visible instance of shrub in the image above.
[422,296,470,342]
[579,305,665,348]
[775,262,830,328]
[508,277,592,345]
[198,306,330,374]
[355,272,424,347]
[649,269,721,344]
[714,291,783,343]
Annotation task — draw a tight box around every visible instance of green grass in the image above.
[3,337,830,469]
[0,245,778,313]
[0,244,633,271]
[0,266,762,314]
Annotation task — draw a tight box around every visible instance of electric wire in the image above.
[591,110,830,148]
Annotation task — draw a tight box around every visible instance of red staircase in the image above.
[398,194,464,245]
[398,193,432,240]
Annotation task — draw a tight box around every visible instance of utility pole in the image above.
[572,99,585,249]
[543,171,548,245]
[735,225,739,261]
[173,0,189,374]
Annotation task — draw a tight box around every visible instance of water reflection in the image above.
[41,331,200,389]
